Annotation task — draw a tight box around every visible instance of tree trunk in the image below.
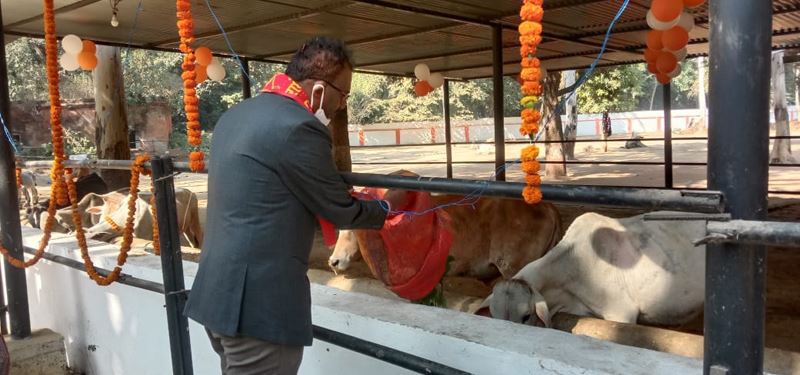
[93,45,131,190]
[544,71,567,178]
[563,70,578,160]
[770,51,796,164]
[697,56,707,128]
[329,107,352,172]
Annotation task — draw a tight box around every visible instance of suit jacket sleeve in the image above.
[277,120,386,229]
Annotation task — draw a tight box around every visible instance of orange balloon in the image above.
[647,62,659,75]
[644,48,659,62]
[656,51,678,74]
[651,0,682,22]
[195,46,213,66]
[656,73,671,85]
[683,0,705,8]
[662,26,689,51]
[414,80,433,96]
[78,51,98,70]
[195,64,208,83]
[646,30,664,51]
[81,40,96,54]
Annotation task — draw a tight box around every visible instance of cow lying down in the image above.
[35,188,203,249]
[480,211,705,327]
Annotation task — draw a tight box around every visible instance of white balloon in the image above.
[59,53,80,71]
[677,12,695,32]
[414,63,430,81]
[62,34,83,54]
[646,10,679,31]
[207,62,226,81]
[668,64,682,78]
[671,47,688,61]
[428,73,444,89]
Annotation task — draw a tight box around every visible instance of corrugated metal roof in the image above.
[3,0,799,80]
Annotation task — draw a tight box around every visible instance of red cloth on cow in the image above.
[356,188,453,301]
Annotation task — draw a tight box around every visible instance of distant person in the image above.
[602,110,612,152]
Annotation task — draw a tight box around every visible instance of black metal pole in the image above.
[241,58,251,99]
[706,0,771,373]
[443,79,453,179]
[23,247,166,294]
[0,3,30,339]
[151,157,193,375]
[663,82,673,189]
[492,25,505,181]
[342,172,724,213]
[313,326,469,375]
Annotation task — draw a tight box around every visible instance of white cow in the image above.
[480,211,705,327]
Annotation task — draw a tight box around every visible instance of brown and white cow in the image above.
[329,171,562,281]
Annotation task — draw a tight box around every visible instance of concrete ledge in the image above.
[6,329,68,375]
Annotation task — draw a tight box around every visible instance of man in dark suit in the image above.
[185,37,388,374]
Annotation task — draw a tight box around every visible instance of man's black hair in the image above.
[285,37,353,82]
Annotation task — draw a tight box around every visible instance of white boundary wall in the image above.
[21,227,704,375]
[348,106,799,146]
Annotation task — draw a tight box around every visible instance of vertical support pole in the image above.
[151,157,193,375]
[0,3,30,339]
[443,79,453,178]
[241,58,252,99]
[663,83,673,189]
[492,24,505,181]
[706,0,771,374]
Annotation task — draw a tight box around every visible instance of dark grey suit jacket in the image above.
[184,93,386,346]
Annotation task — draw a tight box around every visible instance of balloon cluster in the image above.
[59,34,97,71]
[413,63,444,96]
[193,46,226,83]
[644,0,704,84]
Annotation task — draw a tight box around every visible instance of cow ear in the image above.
[86,206,102,215]
[475,294,493,317]
[531,291,551,328]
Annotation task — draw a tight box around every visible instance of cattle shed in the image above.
[1,1,800,374]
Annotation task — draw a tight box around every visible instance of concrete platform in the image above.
[5,329,68,375]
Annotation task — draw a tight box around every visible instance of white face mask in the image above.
[310,83,330,126]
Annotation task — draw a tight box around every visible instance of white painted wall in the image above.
[21,227,705,375]
[348,106,800,146]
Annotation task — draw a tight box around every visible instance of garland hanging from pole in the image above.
[177,0,205,172]
[0,0,158,286]
[519,0,544,204]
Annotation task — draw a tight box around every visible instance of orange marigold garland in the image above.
[519,0,544,205]
[42,0,68,207]
[15,167,21,189]
[71,155,151,286]
[177,0,204,172]
[0,0,67,269]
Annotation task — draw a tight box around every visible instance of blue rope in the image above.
[366,162,511,217]
[533,0,631,143]
[0,112,18,154]
[201,0,257,86]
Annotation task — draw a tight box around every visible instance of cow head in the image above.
[329,230,362,273]
[477,279,551,328]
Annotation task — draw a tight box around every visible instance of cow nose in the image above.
[330,259,339,268]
